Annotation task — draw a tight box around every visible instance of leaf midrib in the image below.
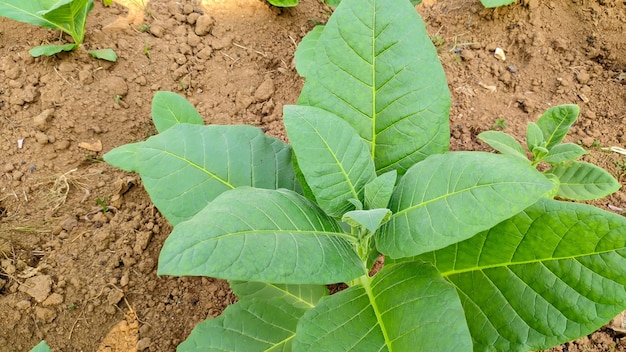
[440,247,624,277]
[201,229,357,243]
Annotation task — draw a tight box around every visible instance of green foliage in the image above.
[105,0,626,350]
[267,0,421,8]
[480,0,516,7]
[478,104,620,200]
[0,0,117,61]
[30,341,52,352]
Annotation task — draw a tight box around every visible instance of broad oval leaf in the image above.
[103,124,298,225]
[297,0,450,175]
[151,91,204,133]
[178,297,308,352]
[412,198,626,351]
[377,152,554,258]
[158,188,365,284]
[536,104,579,150]
[230,281,328,309]
[545,161,620,200]
[293,262,472,351]
[543,143,588,164]
[284,105,376,217]
[478,130,528,162]
[29,341,52,352]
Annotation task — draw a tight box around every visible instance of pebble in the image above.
[137,338,152,351]
[33,108,54,131]
[19,275,52,303]
[254,79,275,102]
[150,24,165,38]
[42,293,64,307]
[35,132,49,144]
[577,71,590,84]
[62,217,78,231]
[195,15,215,36]
[34,307,56,323]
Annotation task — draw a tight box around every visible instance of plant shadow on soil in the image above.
[0,0,625,350]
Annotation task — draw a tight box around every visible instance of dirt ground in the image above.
[0,0,624,351]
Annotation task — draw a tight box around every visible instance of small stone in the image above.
[195,15,215,36]
[42,293,64,307]
[15,300,31,310]
[254,79,275,102]
[33,108,54,131]
[581,137,595,147]
[54,140,71,151]
[187,32,201,47]
[460,49,475,61]
[120,271,130,287]
[133,231,152,255]
[34,132,49,144]
[102,76,128,97]
[187,12,200,25]
[168,2,182,16]
[182,4,193,14]
[62,217,78,231]
[577,71,591,84]
[149,24,165,38]
[107,289,124,306]
[19,275,52,303]
[78,140,103,152]
[137,338,152,351]
[34,307,57,323]
[197,47,213,60]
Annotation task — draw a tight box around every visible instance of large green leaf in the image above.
[377,152,555,258]
[230,281,328,308]
[296,0,450,175]
[151,91,204,133]
[158,188,365,284]
[414,198,626,351]
[536,104,579,150]
[178,297,308,352]
[103,124,298,225]
[545,161,620,200]
[0,0,93,45]
[29,341,52,352]
[293,262,472,351]
[284,105,376,217]
[295,25,324,78]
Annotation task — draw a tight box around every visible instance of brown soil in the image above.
[0,0,624,351]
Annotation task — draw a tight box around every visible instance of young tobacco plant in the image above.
[0,0,117,61]
[104,0,626,350]
[479,106,620,200]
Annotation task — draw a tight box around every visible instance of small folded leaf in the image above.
[364,170,397,210]
[526,121,544,153]
[293,262,472,351]
[178,297,307,352]
[88,48,117,62]
[151,91,204,133]
[104,124,298,225]
[230,281,328,308]
[545,161,620,200]
[29,43,77,57]
[412,198,626,351]
[158,188,364,284]
[536,104,579,150]
[478,130,528,162]
[377,152,554,258]
[284,105,376,217]
[342,208,391,233]
[543,143,587,164]
[266,0,298,6]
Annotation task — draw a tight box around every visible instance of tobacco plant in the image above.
[0,0,117,61]
[104,0,626,350]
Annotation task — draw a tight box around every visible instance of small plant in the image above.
[105,0,626,350]
[95,196,109,212]
[30,341,51,352]
[479,110,619,200]
[492,117,507,129]
[0,0,117,61]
